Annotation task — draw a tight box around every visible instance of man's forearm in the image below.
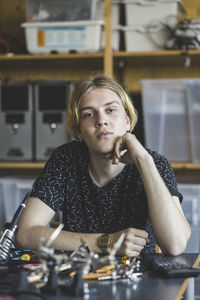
[15,225,101,252]
[136,154,190,255]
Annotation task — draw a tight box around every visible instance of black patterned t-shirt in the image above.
[30,140,182,252]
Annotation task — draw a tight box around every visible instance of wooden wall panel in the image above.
[0,0,25,35]
[0,57,104,82]
[182,0,200,19]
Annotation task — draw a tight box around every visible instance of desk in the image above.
[0,253,199,300]
[84,253,200,300]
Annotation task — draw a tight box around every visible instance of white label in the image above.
[39,26,87,49]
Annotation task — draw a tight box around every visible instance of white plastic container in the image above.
[122,0,180,26]
[25,0,99,22]
[21,21,104,54]
[123,24,170,51]
[140,78,200,162]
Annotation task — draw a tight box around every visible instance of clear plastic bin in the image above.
[0,178,34,230]
[25,0,99,22]
[179,184,200,226]
[179,184,200,254]
[25,0,122,24]
[187,86,200,163]
[140,78,200,162]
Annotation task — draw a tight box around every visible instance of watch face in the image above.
[99,234,109,247]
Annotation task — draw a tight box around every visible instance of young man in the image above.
[16,75,190,257]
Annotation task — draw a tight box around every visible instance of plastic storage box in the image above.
[0,178,34,231]
[187,86,200,163]
[122,0,181,26]
[25,0,99,22]
[22,21,104,54]
[123,24,170,51]
[179,184,200,226]
[140,78,200,162]
[25,0,122,25]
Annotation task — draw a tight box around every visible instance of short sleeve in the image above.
[30,145,69,211]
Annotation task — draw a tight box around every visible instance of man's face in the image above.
[78,88,130,156]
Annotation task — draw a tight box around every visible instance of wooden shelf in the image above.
[0,162,199,184]
[0,162,200,171]
[0,162,45,169]
[113,50,200,57]
[113,50,200,92]
[0,53,105,82]
[0,49,200,62]
[2,50,200,85]
[171,163,200,170]
[0,52,104,61]
[113,50,200,67]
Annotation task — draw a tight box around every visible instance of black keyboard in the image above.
[150,259,200,278]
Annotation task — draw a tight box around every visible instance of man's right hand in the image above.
[111,227,149,257]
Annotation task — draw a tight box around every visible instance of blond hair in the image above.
[67,75,138,138]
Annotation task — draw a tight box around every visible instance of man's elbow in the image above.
[164,242,187,256]
[162,228,191,256]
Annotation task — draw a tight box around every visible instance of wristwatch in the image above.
[97,234,112,254]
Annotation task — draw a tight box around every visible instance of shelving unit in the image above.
[1,49,200,90]
[0,53,105,82]
[114,50,200,91]
[0,0,200,182]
